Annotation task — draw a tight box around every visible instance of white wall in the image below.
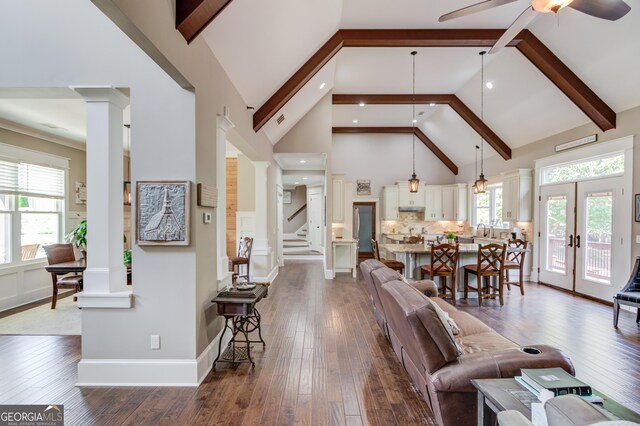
[332,133,457,197]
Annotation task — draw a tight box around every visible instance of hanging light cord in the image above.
[412,51,416,175]
[480,51,485,176]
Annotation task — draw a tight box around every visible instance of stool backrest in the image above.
[238,237,254,260]
[507,239,527,265]
[477,243,506,274]
[403,235,424,244]
[430,243,458,273]
[371,239,381,260]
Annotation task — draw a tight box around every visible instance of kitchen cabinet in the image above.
[424,185,442,220]
[397,184,425,208]
[332,174,344,223]
[501,169,532,222]
[442,184,468,221]
[383,185,399,220]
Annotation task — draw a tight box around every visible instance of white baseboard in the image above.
[253,264,278,283]
[325,269,333,279]
[196,325,233,383]
[284,254,324,261]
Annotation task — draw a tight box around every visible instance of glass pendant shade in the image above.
[472,182,479,194]
[475,174,488,194]
[408,174,420,193]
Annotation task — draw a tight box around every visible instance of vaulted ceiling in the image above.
[198,0,640,169]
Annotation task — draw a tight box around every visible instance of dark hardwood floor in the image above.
[0,260,638,425]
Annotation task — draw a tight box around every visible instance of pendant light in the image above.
[475,51,488,194]
[408,50,420,193]
[472,145,480,194]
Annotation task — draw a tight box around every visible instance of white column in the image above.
[251,161,273,281]
[216,114,234,288]
[73,87,132,308]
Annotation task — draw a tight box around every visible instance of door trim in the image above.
[354,201,376,262]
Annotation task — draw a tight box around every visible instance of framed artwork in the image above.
[636,194,640,222]
[136,181,190,246]
[356,180,371,196]
[283,190,292,204]
[75,181,87,205]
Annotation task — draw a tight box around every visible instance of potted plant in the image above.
[446,232,456,244]
[65,219,87,259]
[123,249,132,266]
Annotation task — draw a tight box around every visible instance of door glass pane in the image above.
[356,206,373,252]
[0,213,10,264]
[546,196,567,274]
[584,192,613,284]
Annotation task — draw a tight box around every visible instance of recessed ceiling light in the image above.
[295,181,299,185]
[412,119,417,123]
[299,160,306,164]
[319,82,326,90]
[359,102,365,107]
[429,103,436,107]
[303,177,308,180]
[486,82,494,89]
[353,119,358,123]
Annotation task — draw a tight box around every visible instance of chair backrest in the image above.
[21,244,40,260]
[237,237,254,260]
[403,235,424,244]
[476,243,506,274]
[621,256,640,292]
[371,238,381,260]
[430,243,458,274]
[507,239,528,265]
[43,243,76,265]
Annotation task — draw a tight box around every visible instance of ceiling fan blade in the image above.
[569,0,630,21]
[488,6,539,54]
[438,0,519,22]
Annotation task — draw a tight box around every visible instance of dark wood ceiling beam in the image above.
[516,31,616,131]
[176,0,234,43]
[332,94,511,160]
[332,127,458,175]
[255,29,616,134]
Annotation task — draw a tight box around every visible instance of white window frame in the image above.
[471,183,507,227]
[0,142,69,268]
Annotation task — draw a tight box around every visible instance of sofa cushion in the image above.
[426,297,463,354]
[446,310,494,337]
[455,331,516,355]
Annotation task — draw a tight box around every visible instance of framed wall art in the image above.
[356,180,371,196]
[136,181,191,246]
[283,190,292,204]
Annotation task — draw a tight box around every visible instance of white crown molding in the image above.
[0,118,86,152]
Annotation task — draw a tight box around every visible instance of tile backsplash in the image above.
[381,212,469,235]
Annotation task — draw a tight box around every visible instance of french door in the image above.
[539,177,629,301]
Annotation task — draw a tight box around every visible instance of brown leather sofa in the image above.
[360,259,575,426]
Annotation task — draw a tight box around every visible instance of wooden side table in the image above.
[211,284,268,368]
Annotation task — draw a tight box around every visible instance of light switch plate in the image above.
[203,212,212,224]
[151,335,161,350]
[636,235,640,244]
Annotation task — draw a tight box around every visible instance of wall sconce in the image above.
[123,181,132,205]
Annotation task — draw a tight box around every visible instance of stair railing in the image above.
[287,203,307,222]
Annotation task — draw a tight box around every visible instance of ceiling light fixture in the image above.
[408,51,420,194]
[472,145,480,194]
[295,181,299,185]
[303,177,308,180]
[319,82,326,90]
[475,51,489,194]
[353,119,358,123]
[429,103,436,107]
[299,159,306,164]
[486,82,494,89]
[359,102,365,107]
[532,0,574,13]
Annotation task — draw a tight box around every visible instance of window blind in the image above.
[0,160,65,198]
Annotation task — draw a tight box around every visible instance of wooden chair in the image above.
[21,243,40,260]
[371,239,404,274]
[614,256,640,328]
[403,235,424,244]
[229,237,254,283]
[43,244,83,309]
[463,243,506,306]
[504,239,527,295]
[420,243,459,305]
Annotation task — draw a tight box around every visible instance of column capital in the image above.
[71,86,129,109]
[217,114,235,133]
[252,161,270,171]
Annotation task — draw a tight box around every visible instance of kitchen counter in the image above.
[380,243,529,254]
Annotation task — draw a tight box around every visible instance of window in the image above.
[0,158,65,264]
[473,184,507,227]
[541,152,624,185]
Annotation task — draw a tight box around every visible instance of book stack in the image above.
[516,368,603,406]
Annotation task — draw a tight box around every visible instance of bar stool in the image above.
[229,237,253,284]
[371,239,405,274]
[504,239,527,295]
[420,243,459,305]
[463,243,506,305]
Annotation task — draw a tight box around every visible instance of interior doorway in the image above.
[354,202,376,262]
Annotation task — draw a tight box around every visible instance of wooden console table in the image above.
[211,284,268,368]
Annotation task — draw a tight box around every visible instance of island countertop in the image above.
[379,243,529,254]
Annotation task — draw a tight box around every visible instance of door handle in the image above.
[576,235,581,248]
[568,235,573,247]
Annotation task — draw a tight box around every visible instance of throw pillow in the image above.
[425,298,463,355]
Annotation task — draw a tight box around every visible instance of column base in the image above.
[76,290,133,308]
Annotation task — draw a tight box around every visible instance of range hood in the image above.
[398,206,425,213]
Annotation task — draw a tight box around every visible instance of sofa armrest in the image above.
[431,345,574,393]
[545,395,612,424]
[410,280,438,297]
[497,411,532,426]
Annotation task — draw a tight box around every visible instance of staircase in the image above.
[283,226,323,260]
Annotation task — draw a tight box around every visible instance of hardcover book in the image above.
[521,368,592,396]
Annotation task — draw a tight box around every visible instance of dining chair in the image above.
[504,239,527,295]
[420,243,459,305]
[463,243,506,306]
[43,243,83,309]
[229,237,254,283]
[403,235,424,244]
[371,239,404,274]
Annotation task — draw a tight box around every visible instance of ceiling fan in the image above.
[439,0,631,54]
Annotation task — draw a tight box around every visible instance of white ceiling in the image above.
[201,0,640,170]
[274,153,327,171]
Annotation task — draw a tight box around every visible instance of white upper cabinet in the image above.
[397,184,425,208]
[332,174,344,223]
[424,185,442,221]
[441,184,468,221]
[501,169,533,222]
[383,185,399,220]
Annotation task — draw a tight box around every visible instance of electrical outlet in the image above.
[150,335,161,350]
[203,212,212,224]
[636,235,640,244]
